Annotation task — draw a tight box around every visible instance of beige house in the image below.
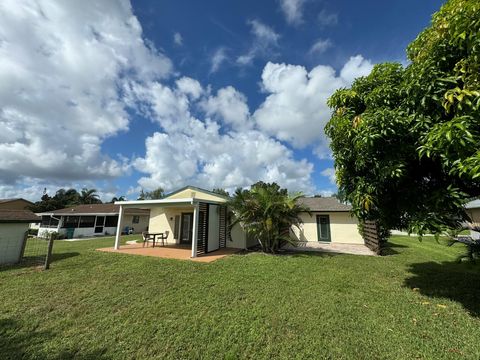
[37,204,149,239]
[115,186,245,257]
[0,209,40,265]
[466,200,480,223]
[293,197,364,244]
[114,186,364,258]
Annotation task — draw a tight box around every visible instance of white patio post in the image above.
[191,203,199,258]
[114,205,124,250]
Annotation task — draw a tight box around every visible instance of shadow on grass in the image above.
[404,261,480,317]
[0,252,79,272]
[0,318,111,360]
[381,241,408,256]
[276,250,339,258]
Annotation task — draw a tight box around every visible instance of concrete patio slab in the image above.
[97,244,240,262]
[284,242,376,256]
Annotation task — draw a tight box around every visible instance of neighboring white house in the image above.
[37,204,150,239]
[0,209,40,265]
[113,186,365,258]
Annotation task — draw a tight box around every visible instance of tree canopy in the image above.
[325,0,480,234]
[137,187,165,200]
[30,188,102,212]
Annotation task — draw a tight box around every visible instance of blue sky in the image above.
[0,0,444,201]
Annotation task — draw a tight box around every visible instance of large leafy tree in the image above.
[325,0,480,235]
[228,182,309,253]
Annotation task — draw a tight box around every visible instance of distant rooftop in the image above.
[0,198,33,205]
[0,210,39,223]
[38,204,149,216]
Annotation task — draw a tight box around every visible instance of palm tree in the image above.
[110,196,126,203]
[79,188,101,204]
[228,182,309,253]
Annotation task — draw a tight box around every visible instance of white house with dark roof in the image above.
[292,197,364,244]
[37,204,150,239]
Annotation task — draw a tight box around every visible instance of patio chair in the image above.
[161,231,169,246]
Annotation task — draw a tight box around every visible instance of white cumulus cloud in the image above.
[321,167,336,184]
[253,56,373,156]
[200,86,251,131]
[0,0,172,185]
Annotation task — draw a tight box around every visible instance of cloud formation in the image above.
[309,38,332,54]
[253,56,373,156]
[0,0,171,185]
[173,32,183,46]
[237,19,280,66]
[279,0,306,25]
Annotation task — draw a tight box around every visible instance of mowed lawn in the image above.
[1,235,479,359]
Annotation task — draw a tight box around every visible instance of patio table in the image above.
[148,232,167,248]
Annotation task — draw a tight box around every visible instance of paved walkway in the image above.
[284,242,376,256]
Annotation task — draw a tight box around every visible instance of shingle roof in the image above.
[297,197,352,212]
[0,198,33,205]
[41,204,149,215]
[0,210,40,223]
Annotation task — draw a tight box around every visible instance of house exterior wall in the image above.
[165,188,227,203]
[148,204,247,249]
[122,214,149,233]
[228,223,246,249]
[467,208,480,223]
[148,207,188,244]
[0,223,28,264]
[292,211,364,244]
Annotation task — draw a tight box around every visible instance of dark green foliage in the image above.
[137,187,164,200]
[212,188,230,197]
[326,0,480,235]
[29,188,104,212]
[79,188,101,205]
[228,182,308,253]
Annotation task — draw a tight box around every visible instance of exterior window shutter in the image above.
[174,215,180,239]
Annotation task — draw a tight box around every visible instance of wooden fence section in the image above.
[362,220,384,255]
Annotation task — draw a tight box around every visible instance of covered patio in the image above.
[111,192,230,259]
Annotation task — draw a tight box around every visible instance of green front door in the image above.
[316,215,331,242]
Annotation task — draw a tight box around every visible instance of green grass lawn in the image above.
[1,235,479,359]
